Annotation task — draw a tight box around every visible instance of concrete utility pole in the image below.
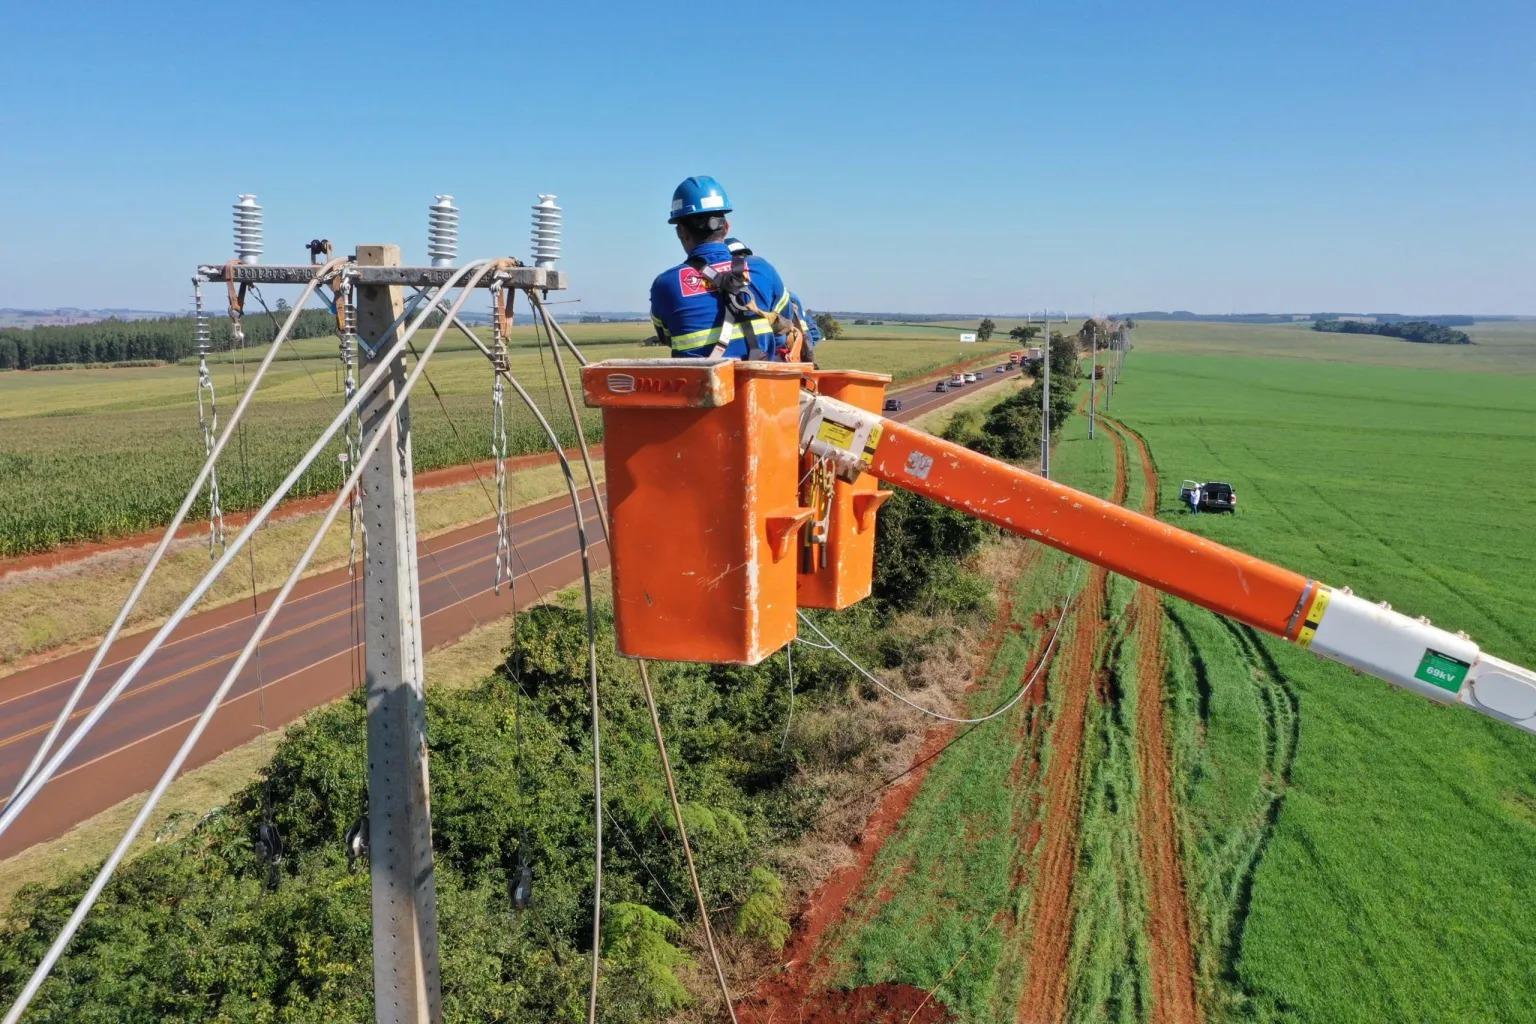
[1040,311,1052,479]
[1088,324,1097,439]
[355,244,442,1024]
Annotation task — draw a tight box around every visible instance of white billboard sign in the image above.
[959,332,977,343]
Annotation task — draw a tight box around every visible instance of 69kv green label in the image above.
[1415,649,1470,693]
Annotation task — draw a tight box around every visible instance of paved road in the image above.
[0,363,1014,856]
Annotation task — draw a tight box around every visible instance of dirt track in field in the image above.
[741,545,1040,1024]
[1114,419,1203,1024]
[1015,422,1127,1022]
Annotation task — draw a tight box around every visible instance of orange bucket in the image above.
[582,359,812,664]
[797,370,892,609]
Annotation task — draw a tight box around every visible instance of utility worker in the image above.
[650,176,797,360]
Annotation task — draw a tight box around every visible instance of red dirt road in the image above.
[1117,420,1202,1024]
[1016,421,1128,1023]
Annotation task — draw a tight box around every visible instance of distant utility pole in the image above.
[1040,310,1060,478]
[356,244,443,1024]
[1088,324,1097,439]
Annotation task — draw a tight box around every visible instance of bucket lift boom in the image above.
[582,359,1536,739]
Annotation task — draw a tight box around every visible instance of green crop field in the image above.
[0,319,1006,556]
[814,319,1536,1022]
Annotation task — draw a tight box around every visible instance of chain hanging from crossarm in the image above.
[192,279,227,556]
[491,283,513,592]
[338,278,365,574]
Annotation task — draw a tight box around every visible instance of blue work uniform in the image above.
[791,293,822,353]
[650,241,791,359]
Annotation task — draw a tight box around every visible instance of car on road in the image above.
[950,374,966,386]
[883,397,903,411]
[994,365,1007,374]
[933,381,947,393]
[964,372,978,383]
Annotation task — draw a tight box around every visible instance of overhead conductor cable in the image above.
[0,262,498,1024]
[4,261,346,811]
[0,261,478,844]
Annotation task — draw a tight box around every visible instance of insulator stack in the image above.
[233,194,263,265]
[427,194,459,267]
[194,305,211,356]
[531,194,561,269]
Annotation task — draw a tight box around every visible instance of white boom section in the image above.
[799,390,1536,740]
[1303,588,1536,735]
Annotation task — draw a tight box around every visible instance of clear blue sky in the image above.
[2,0,1532,315]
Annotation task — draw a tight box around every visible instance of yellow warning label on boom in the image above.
[859,422,884,471]
[816,418,856,451]
[1296,587,1332,648]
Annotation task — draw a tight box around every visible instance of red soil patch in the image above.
[0,447,598,579]
[1016,423,1128,1022]
[1119,421,1203,1024]
[740,707,964,1023]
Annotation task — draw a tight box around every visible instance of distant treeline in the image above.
[1122,310,1481,326]
[0,310,340,369]
[1312,319,1472,345]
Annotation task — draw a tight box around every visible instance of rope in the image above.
[635,661,741,1023]
[248,285,329,399]
[531,299,608,544]
[781,644,796,752]
[531,299,726,1020]
[795,567,1079,726]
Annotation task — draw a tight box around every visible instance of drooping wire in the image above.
[192,279,226,556]
[226,302,279,884]
[490,284,513,592]
[383,292,623,1015]
[1,263,346,820]
[0,263,495,1024]
[530,302,733,1020]
[795,569,1079,725]
[800,567,1081,833]
[248,284,329,399]
[780,644,796,753]
[529,295,607,541]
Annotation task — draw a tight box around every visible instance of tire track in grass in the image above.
[1017,424,1127,1022]
[1114,419,1202,1024]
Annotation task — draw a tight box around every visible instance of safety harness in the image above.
[685,244,807,361]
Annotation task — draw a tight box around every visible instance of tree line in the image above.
[0,309,340,370]
[1312,319,1472,345]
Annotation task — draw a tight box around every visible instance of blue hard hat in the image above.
[668,175,732,223]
